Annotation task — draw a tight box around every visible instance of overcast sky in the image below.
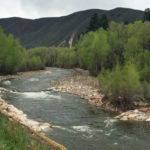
[0,0,149,19]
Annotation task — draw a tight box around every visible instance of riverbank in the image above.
[0,69,67,150]
[0,70,53,132]
[49,69,150,122]
[49,70,124,113]
[50,75,104,107]
[0,112,51,150]
[115,108,150,121]
[0,90,52,132]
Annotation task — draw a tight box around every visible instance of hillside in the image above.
[0,7,144,48]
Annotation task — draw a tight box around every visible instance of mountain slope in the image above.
[0,7,144,48]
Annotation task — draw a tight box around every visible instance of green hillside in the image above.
[0,7,144,48]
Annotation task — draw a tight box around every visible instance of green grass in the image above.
[0,113,51,150]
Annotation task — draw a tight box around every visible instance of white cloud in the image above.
[0,0,149,19]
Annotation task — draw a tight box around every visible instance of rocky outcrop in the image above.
[115,108,150,121]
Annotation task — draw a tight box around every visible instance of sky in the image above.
[0,0,149,19]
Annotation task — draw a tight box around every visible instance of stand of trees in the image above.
[26,47,77,69]
[0,27,77,74]
[143,8,150,22]
[76,21,150,110]
[87,13,108,32]
[0,28,25,74]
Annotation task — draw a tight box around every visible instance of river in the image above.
[1,68,150,150]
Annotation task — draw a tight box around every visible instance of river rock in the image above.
[120,116,128,121]
[133,109,139,113]
[116,107,150,122]
[146,118,150,121]
[128,114,138,118]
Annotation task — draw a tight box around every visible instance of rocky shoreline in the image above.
[0,70,53,132]
[115,108,150,121]
[0,69,53,133]
[49,71,150,122]
[50,75,104,107]
[0,92,67,150]
[0,90,52,132]
[0,69,68,150]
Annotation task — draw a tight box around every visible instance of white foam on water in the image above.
[53,125,95,137]
[22,92,49,99]
[53,126,67,130]
[72,125,92,133]
[110,128,116,132]
[53,126,76,133]
[28,78,39,82]
[105,133,111,136]
[104,118,117,128]
[3,80,11,85]
[121,135,132,140]
[12,91,61,100]
[113,142,118,145]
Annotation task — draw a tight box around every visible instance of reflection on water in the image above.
[1,68,150,150]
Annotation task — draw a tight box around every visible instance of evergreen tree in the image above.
[99,14,109,30]
[87,13,100,31]
[143,8,150,22]
[87,13,108,32]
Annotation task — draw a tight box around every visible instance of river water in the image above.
[1,68,150,150]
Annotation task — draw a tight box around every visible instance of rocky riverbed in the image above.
[49,75,104,107]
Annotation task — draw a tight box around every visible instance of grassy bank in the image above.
[0,113,51,150]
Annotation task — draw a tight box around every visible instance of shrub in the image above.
[99,63,142,110]
[27,56,44,70]
[0,28,24,74]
